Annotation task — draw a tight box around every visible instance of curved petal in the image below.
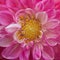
[42,46,54,60]
[6,0,22,10]
[32,43,42,60]
[5,23,21,33]
[55,10,60,20]
[19,49,30,60]
[0,11,14,26]
[15,9,34,22]
[56,36,60,44]
[44,19,59,29]
[46,39,57,46]
[36,12,48,25]
[2,43,22,59]
[45,31,58,39]
[0,35,13,47]
[19,0,33,8]
[47,9,56,18]
[35,1,44,11]
[43,0,54,11]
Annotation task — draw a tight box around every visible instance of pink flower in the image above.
[0,0,60,60]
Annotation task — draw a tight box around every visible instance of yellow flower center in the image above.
[16,16,42,43]
[22,20,41,40]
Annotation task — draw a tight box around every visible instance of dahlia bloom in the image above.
[0,0,60,60]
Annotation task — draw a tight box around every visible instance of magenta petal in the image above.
[47,9,56,18]
[0,11,14,26]
[0,35,13,47]
[0,0,6,4]
[6,0,22,10]
[2,44,22,59]
[44,0,54,11]
[32,44,42,60]
[19,49,30,60]
[56,36,60,44]
[42,46,54,60]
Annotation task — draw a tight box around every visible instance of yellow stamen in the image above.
[16,16,42,43]
[22,20,41,40]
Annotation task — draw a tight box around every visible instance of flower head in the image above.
[0,0,60,60]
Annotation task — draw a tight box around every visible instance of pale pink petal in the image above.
[32,43,42,60]
[2,43,22,59]
[0,11,14,26]
[25,8,35,17]
[42,46,54,60]
[15,9,34,22]
[36,12,48,25]
[46,39,57,46]
[19,49,30,60]
[5,23,21,33]
[44,19,59,29]
[15,9,26,22]
[35,1,44,11]
[0,35,13,47]
[45,31,58,39]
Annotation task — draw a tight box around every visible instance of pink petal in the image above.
[56,36,60,44]
[20,0,41,9]
[15,9,26,22]
[19,49,30,60]
[45,31,58,39]
[5,23,21,33]
[44,19,59,29]
[2,43,22,59]
[0,5,8,11]
[0,0,5,4]
[6,0,22,11]
[32,43,42,60]
[35,1,44,11]
[32,0,41,6]
[55,10,60,20]
[43,0,54,11]
[47,9,56,18]
[36,12,48,25]
[0,35,13,47]
[20,0,33,8]
[46,39,57,46]
[42,46,54,60]
[15,9,34,22]
[54,0,60,3]
[0,11,14,26]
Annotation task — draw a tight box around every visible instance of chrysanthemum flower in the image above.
[0,0,60,60]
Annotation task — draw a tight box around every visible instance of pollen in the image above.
[22,20,41,40]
